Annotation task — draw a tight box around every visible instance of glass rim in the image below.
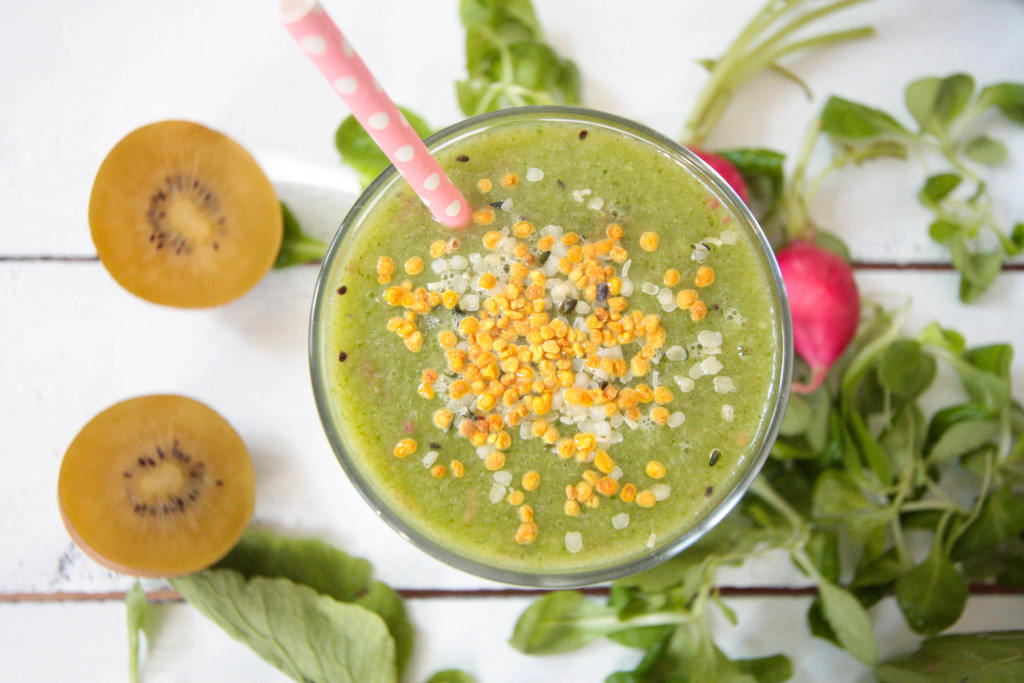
[310,105,793,588]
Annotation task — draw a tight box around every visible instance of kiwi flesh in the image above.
[89,121,283,308]
[58,395,255,577]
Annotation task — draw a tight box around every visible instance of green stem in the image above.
[754,0,871,62]
[472,42,523,114]
[925,139,1004,244]
[277,239,328,267]
[933,508,956,556]
[887,458,921,569]
[498,41,515,88]
[748,477,809,539]
[276,236,329,268]
[900,499,964,514]
[1003,408,1023,463]
[682,0,873,145]
[505,84,554,105]
[784,117,824,241]
[944,449,996,554]
[728,25,875,97]
[938,140,984,185]
[840,308,906,398]
[474,82,501,116]
[611,610,697,631]
[682,0,795,144]
[802,146,856,210]
[790,545,823,582]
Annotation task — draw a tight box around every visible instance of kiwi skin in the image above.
[88,120,283,309]
[57,395,255,578]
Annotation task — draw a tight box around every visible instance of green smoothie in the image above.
[311,108,788,584]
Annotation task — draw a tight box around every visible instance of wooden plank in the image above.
[1,0,1022,260]
[1,594,1022,682]
[3,263,1022,595]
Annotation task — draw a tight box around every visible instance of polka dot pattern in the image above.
[333,77,357,95]
[281,1,469,228]
[395,145,415,162]
[300,35,326,55]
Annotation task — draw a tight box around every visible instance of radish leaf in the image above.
[821,96,910,139]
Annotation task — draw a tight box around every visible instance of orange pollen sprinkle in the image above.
[372,189,740,548]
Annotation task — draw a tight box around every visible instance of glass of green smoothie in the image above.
[310,106,792,587]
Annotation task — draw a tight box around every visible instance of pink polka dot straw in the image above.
[280,0,471,229]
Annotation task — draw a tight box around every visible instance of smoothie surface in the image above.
[317,113,784,578]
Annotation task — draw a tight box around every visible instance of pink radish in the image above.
[692,148,749,204]
[776,240,861,393]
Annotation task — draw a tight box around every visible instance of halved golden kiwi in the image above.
[58,395,255,577]
[89,121,283,308]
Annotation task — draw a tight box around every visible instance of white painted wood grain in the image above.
[3,263,1022,594]
[1,0,1022,261]
[1,594,1021,682]
[3,1,1023,680]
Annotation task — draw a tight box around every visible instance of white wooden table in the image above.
[2,1,1022,680]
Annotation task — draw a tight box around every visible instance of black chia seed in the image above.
[709,448,721,466]
[337,285,348,295]
[596,283,609,301]
[456,155,469,162]
[578,130,588,140]
[559,298,578,315]
[705,486,714,497]
[338,351,348,362]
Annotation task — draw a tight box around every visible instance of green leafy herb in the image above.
[274,201,328,268]
[894,537,968,635]
[173,570,396,683]
[818,74,1024,301]
[951,484,1024,561]
[335,107,434,188]
[456,0,580,116]
[511,510,796,679]
[204,528,413,674]
[607,621,792,683]
[817,580,879,665]
[171,528,418,683]
[876,631,1024,682]
[510,591,629,654]
[126,581,148,683]
[512,304,1023,679]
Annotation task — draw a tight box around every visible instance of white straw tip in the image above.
[280,0,319,23]
[439,200,471,230]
